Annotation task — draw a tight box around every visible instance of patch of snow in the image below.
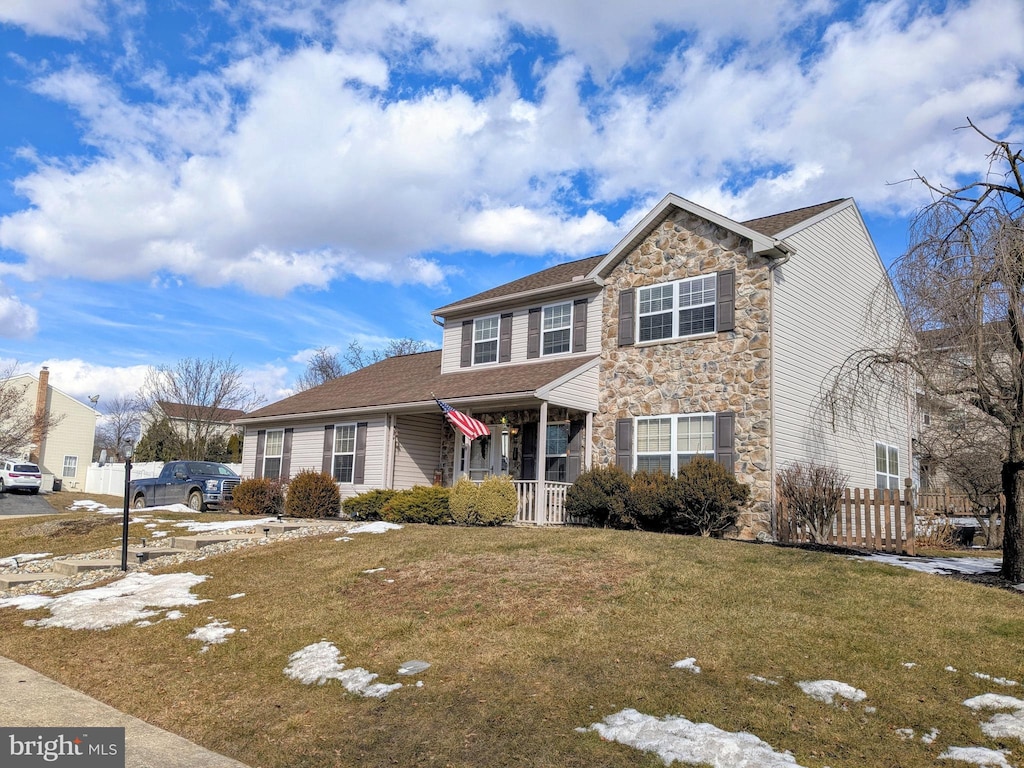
[187,619,237,651]
[973,673,1018,687]
[68,500,120,515]
[895,728,915,740]
[144,523,159,529]
[164,610,184,620]
[151,531,168,538]
[227,593,245,599]
[864,706,876,714]
[584,708,806,767]
[938,746,1014,767]
[348,522,402,534]
[362,567,385,574]
[13,572,209,631]
[903,662,917,668]
[284,641,402,698]
[335,536,353,542]
[922,728,940,744]
[796,680,866,706]
[672,658,701,674]
[855,553,1001,576]
[174,517,278,533]
[963,695,1024,743]
[748,675,780,686]
[947,666,959,673]
[397,660,431,676]
[0,595,54,610]
[0,553,51,567]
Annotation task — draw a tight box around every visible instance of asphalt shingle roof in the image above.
[241,351,598,420]
[741,199,846,236]
[158,400,247,421]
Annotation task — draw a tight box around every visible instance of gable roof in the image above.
[433,254,605,318]
[238,351,599,422]
[741,199,847,236]
[157,400,247,422]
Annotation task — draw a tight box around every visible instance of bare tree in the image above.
[0,363,59,460]
[94,394,144,461]
[139,357,263,461]
[776,461,849,545]
[824,120,1024,580]
[344,337,430,370]
[295,346,346,391]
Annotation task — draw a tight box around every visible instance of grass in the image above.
[0,503,1022,767]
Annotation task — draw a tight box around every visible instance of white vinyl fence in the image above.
[84,462,242,497]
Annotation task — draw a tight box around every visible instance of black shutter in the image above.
[322,425,333,475]
[499,313,513,363]
[615,418,633,473]
[254,430,266,479]
[460,320,473,367]
[280,428,293,481]
[618,289,635,346]
[717,269,735,332]
[527,308,541,359]
[715,411,736,474]
[566,420,585,483]
[572,299,588,353]
[520,422,537,480]
[353,422,368,484]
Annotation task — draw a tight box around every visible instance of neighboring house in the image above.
[6,367,99,491]
[237,194,912,535]
[145,400,246,442]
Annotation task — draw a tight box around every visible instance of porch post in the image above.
[537,401,548,524]
[585,411,593,471]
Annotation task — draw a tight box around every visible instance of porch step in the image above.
[0,572,56,589]
[53,559,122,576]
[126,547,189,563]
[170,534,261,550]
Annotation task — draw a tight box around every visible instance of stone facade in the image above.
[595,208,774,535]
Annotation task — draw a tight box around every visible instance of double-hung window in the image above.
[635,414,715,474]
[264,429,283,480]
[638,275,716,342]
[473,316,499,364]
[62,455,78,478]
[542,302,572,355]
[875,442,900,491]
[333,424,357,483]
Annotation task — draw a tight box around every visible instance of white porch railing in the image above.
[513,480,572,525]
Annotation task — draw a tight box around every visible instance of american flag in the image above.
[435,398,491,440]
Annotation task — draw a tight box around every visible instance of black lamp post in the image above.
[120,439,134,571]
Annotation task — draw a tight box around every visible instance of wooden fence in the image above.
[776,487,916,555]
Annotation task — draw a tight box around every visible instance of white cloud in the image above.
[0,0,105,39]
[0,282,38,338]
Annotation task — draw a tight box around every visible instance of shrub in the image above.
[342,489,397,520]
[475,475,518,525]
[448,477,479,525]
[672,457,749,537]
[380,485,452,524]
[284,470,341,518]
[565,465,631,527]
[623,470,677,531]
[233,477,284,516]
[775,461,848,544]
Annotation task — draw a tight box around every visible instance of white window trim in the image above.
[634,413,715,475]
[472,315,500,366]
[333,423,358,484]
[541,301,573,357]
[875,441,900,491]
[263,429,284,480]
[62,455,78,478]
[637,274,717,344]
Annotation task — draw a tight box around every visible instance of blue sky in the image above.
[0,0,1021,411]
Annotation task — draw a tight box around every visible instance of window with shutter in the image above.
[541,302,572,355]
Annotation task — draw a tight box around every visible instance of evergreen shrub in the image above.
[342,489,397,520]
[475,475,518,525]
[380,485,451,524]
[673,456,749,536]
[284,470,341,518]
[233,477,284,516]
[564,465,630,527]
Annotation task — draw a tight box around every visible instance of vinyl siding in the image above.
[37,386,98,490]
[772,205,912,490]
[542,363,599,411]
[439,292,603,374]
[392,414,443,489]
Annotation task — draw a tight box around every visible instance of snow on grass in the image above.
[973,672,1019,687]
[0,594,54,610]
[284,641,402,698]
[672,658,701,674]
[347,521,402,534]
[583,708,805,767]
[796,680,867,706]
[362,567,386,574]
[938,746,1015,767]
[68,500,121,515]
[963,694,1024,742]
[227,593,245,599]
[748,675,780,686]
[174,517,279,533]
[855,553,1002,576]
[1,572,209,630]
[187,619,237,652]
[0,553,51,567]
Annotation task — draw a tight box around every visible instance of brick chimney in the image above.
[29,367,49,464]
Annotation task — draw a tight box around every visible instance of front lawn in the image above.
[0,520,1021,767]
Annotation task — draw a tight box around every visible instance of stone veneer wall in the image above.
[596,208,774,535]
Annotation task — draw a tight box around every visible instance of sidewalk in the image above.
[0,656,252,768]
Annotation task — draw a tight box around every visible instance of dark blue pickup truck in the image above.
[129,461,240,512]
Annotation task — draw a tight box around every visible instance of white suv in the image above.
[0,459,42,494]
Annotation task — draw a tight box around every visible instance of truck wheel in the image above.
[133,495,147,510]
[188,490,205,512]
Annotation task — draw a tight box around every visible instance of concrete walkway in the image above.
[0,656,252,768]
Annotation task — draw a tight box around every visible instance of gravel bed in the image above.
[0,519,356,598]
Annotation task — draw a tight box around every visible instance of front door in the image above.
[467,425,506,481]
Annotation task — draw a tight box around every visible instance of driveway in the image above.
[0,491,57,517]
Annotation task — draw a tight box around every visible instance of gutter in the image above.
[431,276,604,323]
